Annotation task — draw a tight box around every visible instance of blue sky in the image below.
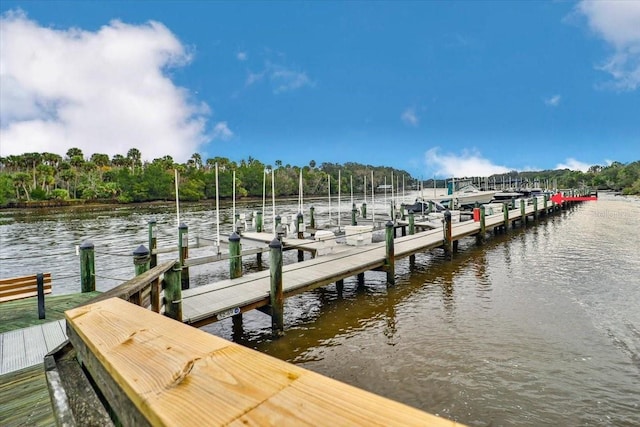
[1,1,638,178]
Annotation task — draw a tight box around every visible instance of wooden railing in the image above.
[84,260,182,320]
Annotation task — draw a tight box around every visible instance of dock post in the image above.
[351,203,357,226]
[533,197,538,220]
[476,205,486,245]
[443,210,453,260]
[361,202,367,219]
[37,273,45,319]
[390,201,394,221]
[228,232,243,328]
[309,206,315,229]
[148,219,157,268]
[408,210,416,265]
[357,273,365,287]
[164,261,183,321]
[178,223,189,290]
[269,238,284,336]
[385,221,395,284]
[275,215,281,228]
[543,194,548,215]
[520,199,526,225]
[296,213,304,261]
[503,203,509,232]
[256,211,263,232]
[428,200,434,214]
[229,232,242,279]
[133,245,150,276]
[79,240,95,293]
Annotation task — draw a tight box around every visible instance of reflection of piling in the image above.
[269,238,284,337]
[178,223,189,290]
[80,241,95,293]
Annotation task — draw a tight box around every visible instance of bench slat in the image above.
[0,273,52,303]
[0,273,52,287]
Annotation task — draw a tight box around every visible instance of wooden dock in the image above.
[181,204,541,327]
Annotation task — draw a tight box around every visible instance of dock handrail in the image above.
[83,260,178,315]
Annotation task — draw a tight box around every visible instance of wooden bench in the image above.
[0,273,52,303]
[48,297,462,426]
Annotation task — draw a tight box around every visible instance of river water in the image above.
[1,193,639,426]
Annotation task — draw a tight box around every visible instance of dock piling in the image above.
[502,203,509,231]
[309,206,315,229]
[520,199,526,225]
[476,206,486,245]
[408,210,416,265]
[533,197,538,220]
[443,210,453,260]
[133,245,151,276]
[269,238,284,336]
[351,204,357,226]
[361,202,367,219]
[79,240,95,293]
[164,262,183,321]
[229,232,242,279]
[178,223,189,290]
[385,221,395,285]
[256,211,263,233]
[148,220,157,268]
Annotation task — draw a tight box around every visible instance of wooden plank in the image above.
[84,261,174,306]
[65,298,460,426]
[0,273,51,287]
[0,273,52,302]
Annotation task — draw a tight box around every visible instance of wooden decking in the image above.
[182,206,540,327]
[64,297,461,426]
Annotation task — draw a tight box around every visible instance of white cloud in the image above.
[575,1,640,91]
[236,51,247,61]
[544,94,562,107]
[555,158,591,172]
[211,121,233,140]
[424,147,511,178]
[0,11,217,162]
[245,60,313,94]
[401,107,419,126]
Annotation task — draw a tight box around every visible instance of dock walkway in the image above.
[0,320,67,375]
[182,210,518,326]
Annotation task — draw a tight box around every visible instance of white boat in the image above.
[444,180,497,207]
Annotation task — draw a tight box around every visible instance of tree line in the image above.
[0,148,638,207]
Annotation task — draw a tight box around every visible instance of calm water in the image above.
[1,193,639,425]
